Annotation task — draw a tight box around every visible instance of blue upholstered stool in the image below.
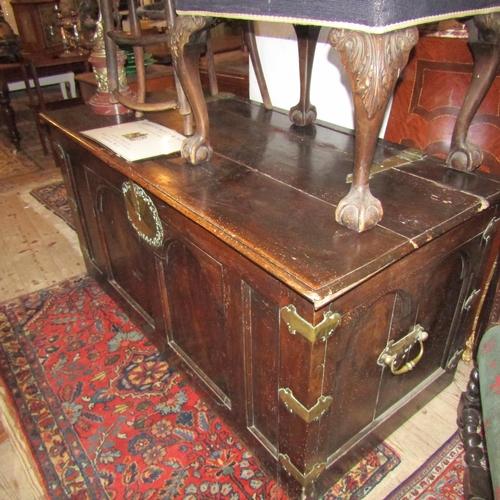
[176,0,500,33]
[171,0,500,233]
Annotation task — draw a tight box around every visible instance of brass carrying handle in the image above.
[378,325,429,375]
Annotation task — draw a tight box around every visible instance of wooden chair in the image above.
[0,60,32,152]
[101,0,271,136]
[458,324,500,500]
[458,248,500,500]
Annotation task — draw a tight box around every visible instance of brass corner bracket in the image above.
[280,305,341,343]
[279,387,332,423]
[279,453,326,487]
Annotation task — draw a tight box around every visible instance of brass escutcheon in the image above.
[122,181,164,248]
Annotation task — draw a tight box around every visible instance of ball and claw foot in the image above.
[447,141,483,172]
[335,188,383,232]
[181,135,213,165]
[289,104,317,127]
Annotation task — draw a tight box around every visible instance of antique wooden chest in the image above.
[43,96,500,499]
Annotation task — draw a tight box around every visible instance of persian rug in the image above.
[30,181,75,230]
[386,432,465,499]
[0,276,400,499]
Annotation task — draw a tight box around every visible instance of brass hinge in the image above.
[346,148,426,183]
[447,349,464,370]
[280,305,341,343]
[68,196,78,214]
[463,289,481,311]
[279,454,326,487]
[483,217,500,243]
[279,388,332,423]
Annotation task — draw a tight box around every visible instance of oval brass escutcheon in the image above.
[122,181,163,248]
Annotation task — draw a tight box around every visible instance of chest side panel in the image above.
[321,209,495,456]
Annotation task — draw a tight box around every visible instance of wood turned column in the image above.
[448,12,500,172]
[329,27,418,232]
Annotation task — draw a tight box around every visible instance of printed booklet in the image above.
[81,120,185,162]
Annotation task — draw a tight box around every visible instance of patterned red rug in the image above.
[386,432,465,499]
[30,181,75,230]
[0,276,400,499]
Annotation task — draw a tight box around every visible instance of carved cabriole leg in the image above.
[289,25,321,126]
[329,28,418,232]
[447,13,500,172]
[171,15,213,165]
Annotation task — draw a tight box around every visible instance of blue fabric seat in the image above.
[176,0,500,32]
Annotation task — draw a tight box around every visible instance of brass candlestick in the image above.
[88,9,136,115]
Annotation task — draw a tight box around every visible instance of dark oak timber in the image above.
[43,96,500,499]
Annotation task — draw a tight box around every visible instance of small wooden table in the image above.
[23,51,90,154]
[76,64,176,104]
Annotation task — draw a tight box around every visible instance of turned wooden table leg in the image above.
[329,27,418,232]
[289,25,321,127]
[0,79,21,153]
[448,13,500,172]
[171,15,213,165]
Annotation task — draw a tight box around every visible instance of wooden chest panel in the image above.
[46,97,500,499]
[321,213,490,455]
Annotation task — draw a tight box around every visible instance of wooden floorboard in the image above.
[0,172,84,303]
